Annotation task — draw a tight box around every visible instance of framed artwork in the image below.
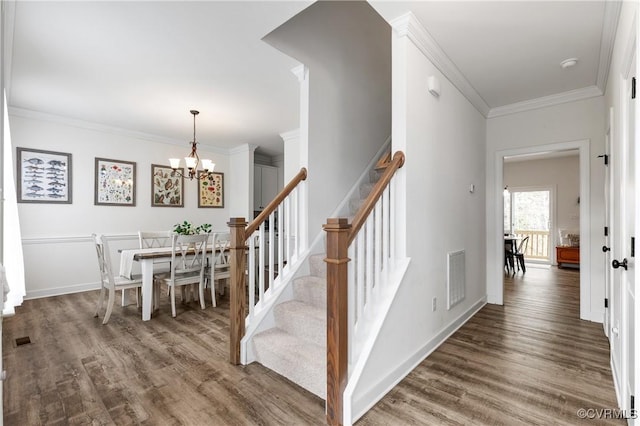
[94,157,136,206]
[17,147,72,204]
[198,171,224,208]
[151,164,184,207]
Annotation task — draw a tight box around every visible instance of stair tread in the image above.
[274,300,325,346]
[253,328,325,399]
[293,275,326,309]
[275,300,325,322]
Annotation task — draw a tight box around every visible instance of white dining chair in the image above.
[159,233,208,317]
[138,230,173,307]
[93,233,143,325]
[138,230,173,250]
[201,232,231,309]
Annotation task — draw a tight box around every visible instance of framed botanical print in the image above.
[94,157,136,206]
[17,147,72,204]
[198,171,224,208]
[151,164,184,207]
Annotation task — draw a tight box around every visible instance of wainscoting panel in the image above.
[22,234,138,299]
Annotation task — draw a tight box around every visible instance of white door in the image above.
[604,110,613,338]
[612,55,636,414]
[610,76,626,410]
[622,57,636,416]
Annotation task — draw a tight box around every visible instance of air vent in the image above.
[15,336,31,346]
[447,250,466,310]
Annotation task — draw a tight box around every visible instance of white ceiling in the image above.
[5,1,619,156]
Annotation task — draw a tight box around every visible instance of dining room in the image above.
[502,149,582,308]
[10,109,288,309]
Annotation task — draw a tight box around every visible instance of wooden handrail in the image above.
[325,150,404,425]
[348,151,404,245]
[246,167,307,236]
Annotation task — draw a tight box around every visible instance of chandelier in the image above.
[169,110,215,180]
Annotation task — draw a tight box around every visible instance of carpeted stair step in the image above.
[308,253,326,278]
[293,275,326,309]
[252,328,326,399]
[274,300,325,347]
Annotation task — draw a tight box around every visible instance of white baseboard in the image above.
[26,282,101,300]
[486,293,502,304]
[350,296,487,424]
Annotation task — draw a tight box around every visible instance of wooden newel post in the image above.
[324,218,351,426]
[228,217,247,365]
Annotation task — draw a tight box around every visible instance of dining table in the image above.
[119,245,221,321]
[504,235,521,273]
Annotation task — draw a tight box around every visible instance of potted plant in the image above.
[173,221,212,235]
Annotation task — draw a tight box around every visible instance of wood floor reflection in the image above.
[3,266,621,425]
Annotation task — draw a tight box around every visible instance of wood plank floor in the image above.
[3,266,621,425]
[359,266,622,425]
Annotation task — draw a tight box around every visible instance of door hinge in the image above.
[597,154,609,165]
[604,226,609,237]
[632,237,636,257]
[604,298,609,308]
[632,77,636,99]
[632,394,635,410]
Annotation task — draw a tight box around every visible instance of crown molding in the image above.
[280,128,300,143]
[228,143,258,155]
[596,0,623,93]
[8,106,231,155]
[391,12,491,117]
[291,64,307,82]
[487,85,603,118]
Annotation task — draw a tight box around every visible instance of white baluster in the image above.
[248,233,256,319]
[348,243,355,364]
[258,223,265,306]
[365,214,374,311]
[278,204,284,277]
[374,198,382,294]
[285,196,291,266]
[382,185,390,276]
[356,230,365,327]
[269,211,275,293]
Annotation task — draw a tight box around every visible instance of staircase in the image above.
[251,168,382,399]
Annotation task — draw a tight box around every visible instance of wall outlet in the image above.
[432,297,437,312]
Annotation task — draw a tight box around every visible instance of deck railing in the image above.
[324,151,404,425]
[513,229,550,260]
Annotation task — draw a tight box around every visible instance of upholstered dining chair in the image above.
[159,233,208,317]
[93,233,142,324]
[201,232,231,309]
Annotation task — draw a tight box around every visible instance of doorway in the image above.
[494,140,590,319]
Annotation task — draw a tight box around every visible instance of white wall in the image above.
[264,1,391,238]
[9,111,236,298]
[486,96,605,321]
[348,14,487,420]
[229,144,255,220]
[504,154,581,262]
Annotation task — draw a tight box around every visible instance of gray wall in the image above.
[264,1,392,236]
